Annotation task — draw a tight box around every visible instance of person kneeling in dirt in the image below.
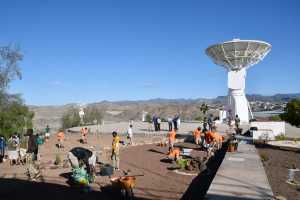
[203,127,223,156]
[68,147,96,180]
[168,148,181,161]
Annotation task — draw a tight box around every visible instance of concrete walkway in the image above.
[206,143,274,200]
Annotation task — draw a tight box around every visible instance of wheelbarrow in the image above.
[110,175,143,200]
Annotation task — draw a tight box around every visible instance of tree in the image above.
[61,106,103,129]
[145,113,152,123]
[61,108,81,129]
[281,99,300,127]
[200,103,209,115]
[0,45,23,91]
[0,44,33,139]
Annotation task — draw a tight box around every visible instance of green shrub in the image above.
[270,115,282,121]
[281,99,300,127]
[275,134,287,141]
[145,113,152,123]
[260,153,269,162]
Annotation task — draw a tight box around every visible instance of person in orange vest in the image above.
[205,126,223,150]
[57,130,65,148]
[168,148,181,161]
[167,128,176,151]
[193,127,202,145]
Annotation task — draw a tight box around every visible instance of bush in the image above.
[281,99,300,127]
[269,115,282,121]
[61,108,81,129]
[83,106,103,125]
[260,153,269,162]
[195,115,203,121]
[145,113,152,123]
[61,106,103,129]
[275,134,287,141]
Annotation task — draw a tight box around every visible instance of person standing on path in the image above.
[157,117,161,131]
[235,115,240,129]
[167,117,173,131]
[24,129,40,180]
[111,131,121,171]
[45,125,50,141]
[127,124,133,145]
[173,116,178,131]
[193,127,202,145]
[208,115,213,131]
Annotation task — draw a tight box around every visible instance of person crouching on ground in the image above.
[68,147,96,181]
[127,124,133,145]
[168,148,181,161]
[56,129,65,148]
[167,128,176,151]
[111,131,121,171]
[24,129,41,180]
[193,127,202,145]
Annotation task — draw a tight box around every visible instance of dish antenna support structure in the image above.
[206,39,271,123]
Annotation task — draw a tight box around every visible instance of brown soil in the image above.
[257,146,300,200]
[0,133,211,200]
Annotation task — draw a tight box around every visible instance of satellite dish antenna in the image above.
[206,39,271,123]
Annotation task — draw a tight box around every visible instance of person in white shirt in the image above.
[127,125,133,145]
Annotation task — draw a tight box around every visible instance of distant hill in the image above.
[215,93,300,103]
[29,93,299,130]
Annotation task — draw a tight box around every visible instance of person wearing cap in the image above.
[193,127,202,145]
[111,131,121,170]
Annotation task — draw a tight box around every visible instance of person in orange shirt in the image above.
[167,129,176,151]
[205,127,223,149]
[168,148,181,161]
[57,130,65,148]
[193,127,202,145]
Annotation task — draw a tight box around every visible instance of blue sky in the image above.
[1,0,300,105]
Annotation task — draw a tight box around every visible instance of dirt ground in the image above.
[257,146,300,200]
[0,133,208,200]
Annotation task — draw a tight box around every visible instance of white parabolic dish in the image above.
[205,39,272,71]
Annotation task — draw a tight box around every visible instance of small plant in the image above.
[275,134,287,141]
[54,153,62,165]
[260,153,269,162]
